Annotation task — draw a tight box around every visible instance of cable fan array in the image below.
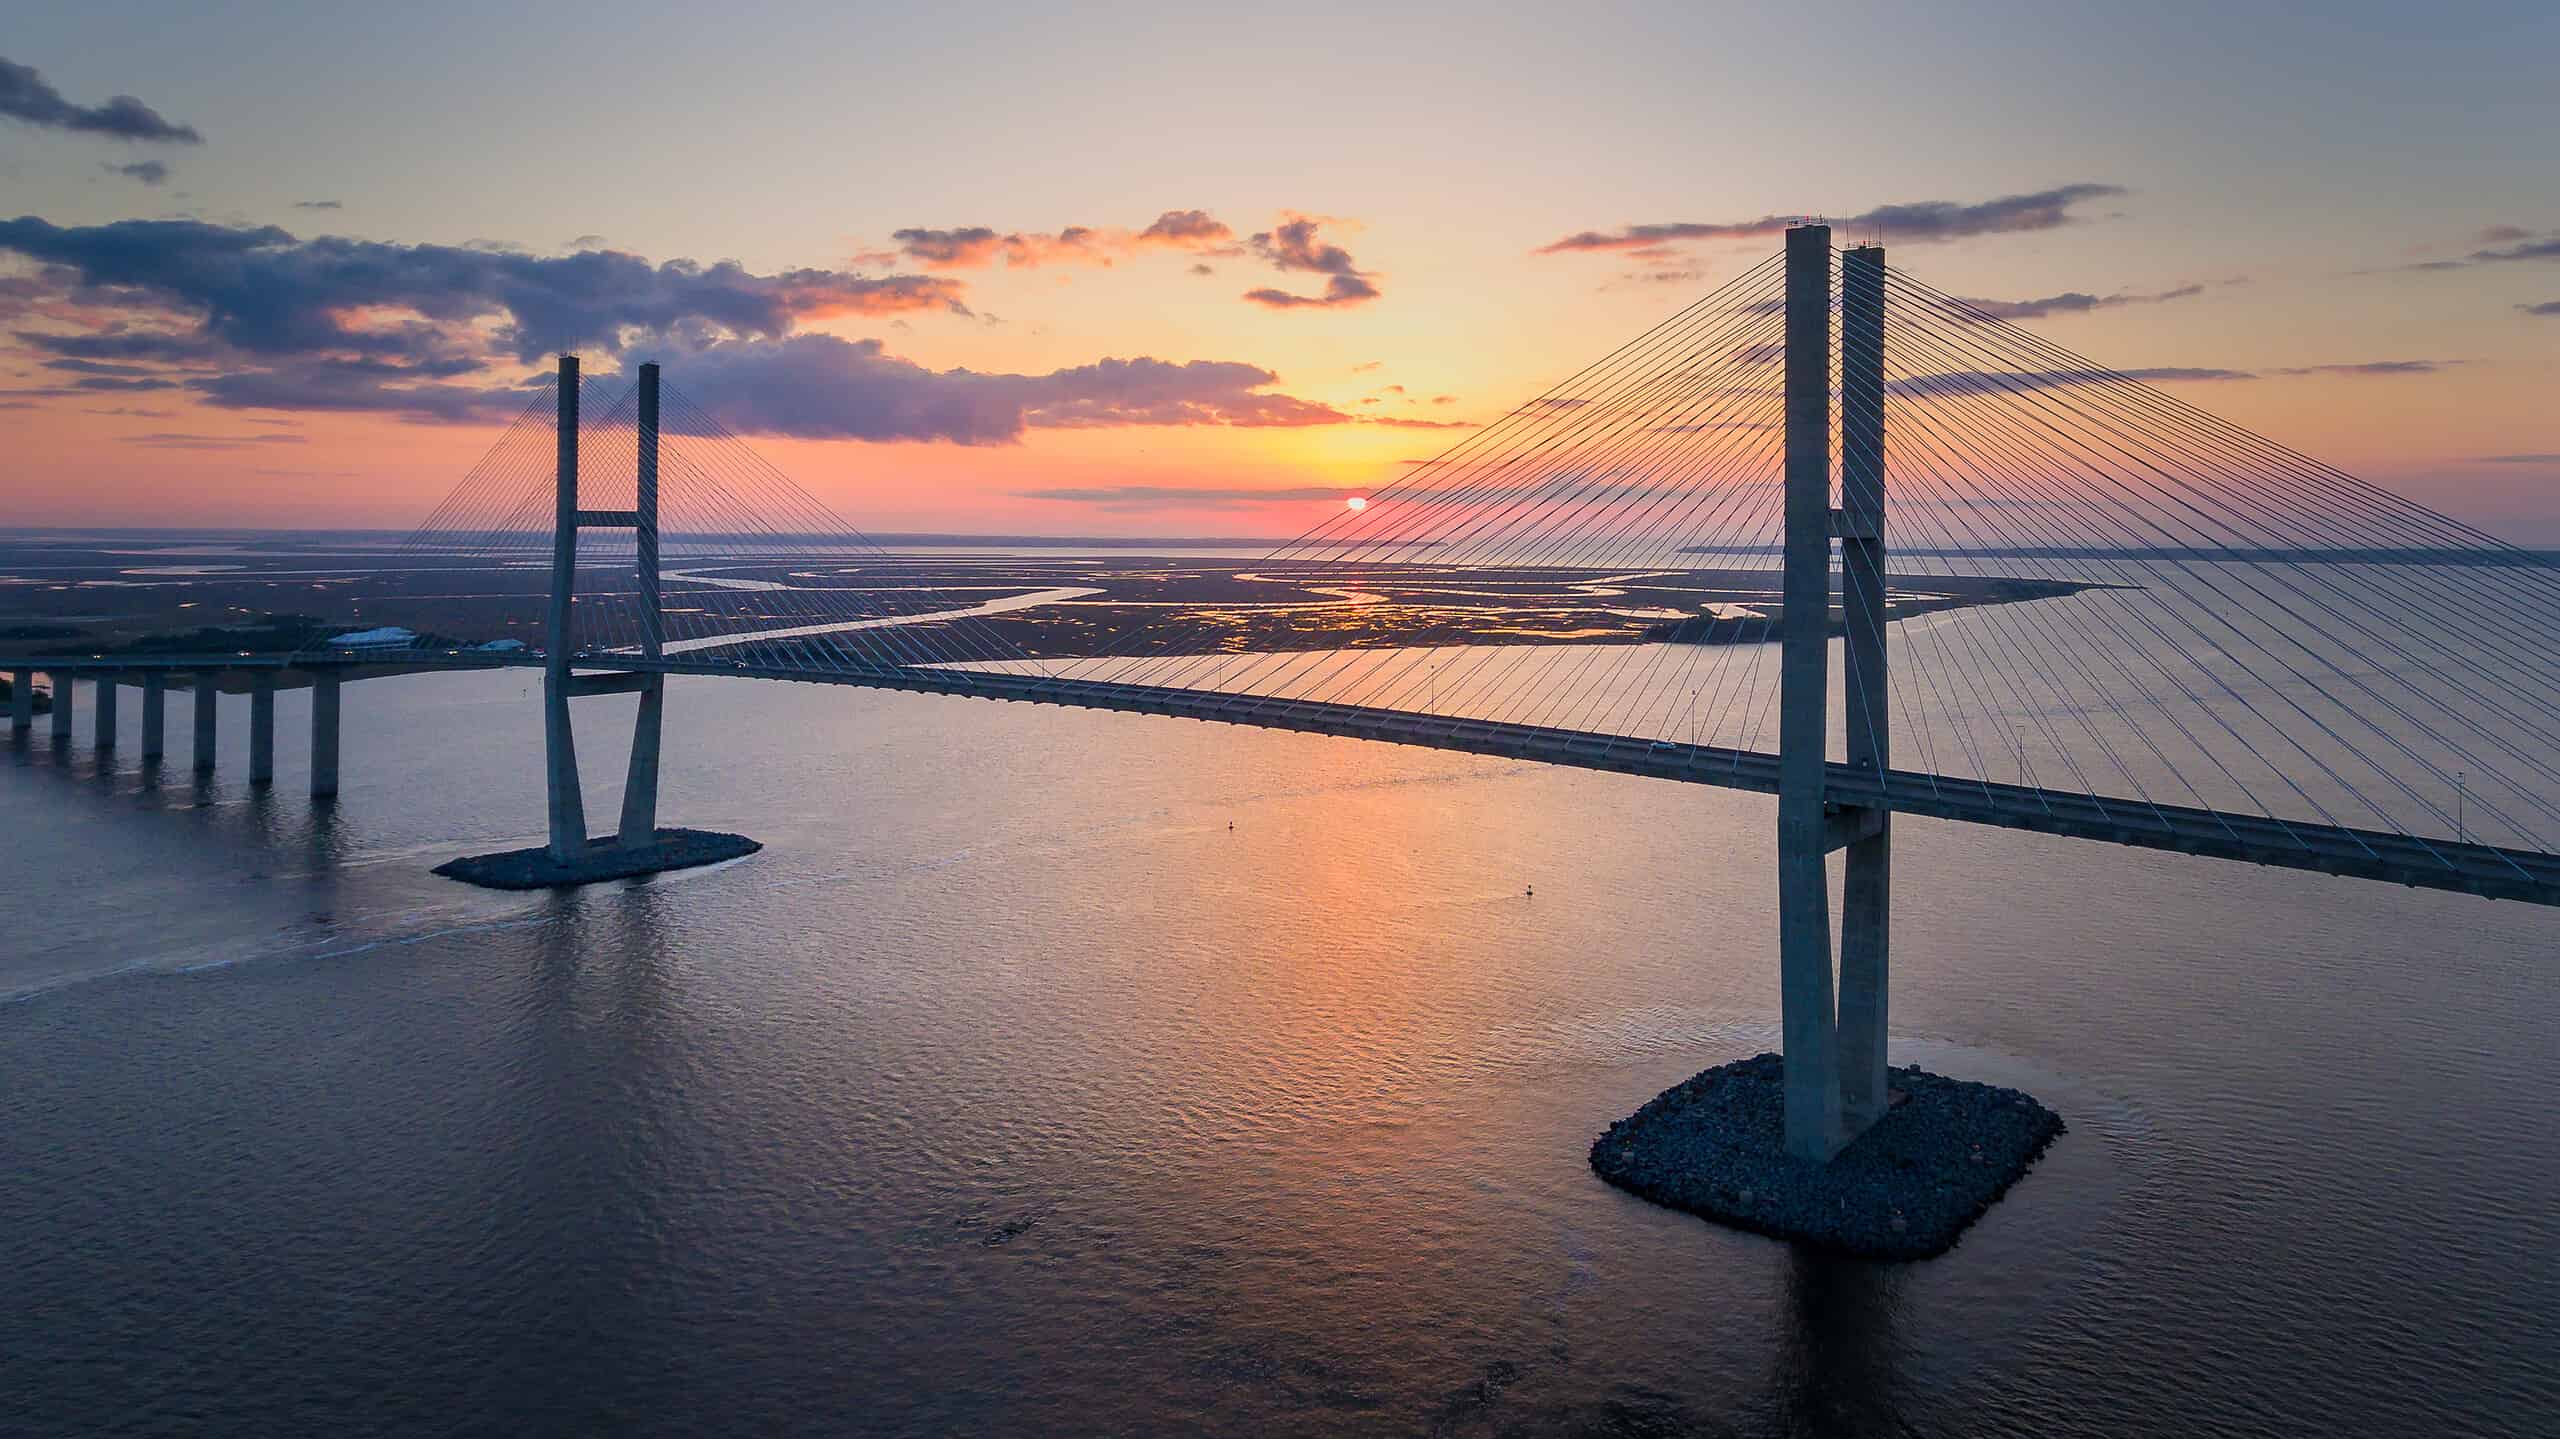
[316,369,1048,680]
[332,238,2560,860]
[1050,253,1803,750]
[1049,245,2560,856]
[1851,268,2560,857]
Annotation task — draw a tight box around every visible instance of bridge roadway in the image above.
[14,648,2559,906]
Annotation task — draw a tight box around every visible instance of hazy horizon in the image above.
[5,2,2557,539]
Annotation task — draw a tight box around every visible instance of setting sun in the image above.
[1345,496,1368,512]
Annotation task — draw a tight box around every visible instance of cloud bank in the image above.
[665,335,1350,443]
[0,215,995,422]
[1,212,1410,436]
[0,216,971,366]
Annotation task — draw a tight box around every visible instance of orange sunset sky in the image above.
[3,2,2555,539]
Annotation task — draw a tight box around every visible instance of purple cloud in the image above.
[1243,216,1380,310]
[891,210,1239,270]
[1539,184,2124,255]
[120,431,308,450]
[2265,359,2456,377]
[0,56,201,143]
[1887,366,2253,397]
[1955,284,2203,320]
[1013,484,1363,511]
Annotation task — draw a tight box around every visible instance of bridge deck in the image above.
[13,649,2557,906]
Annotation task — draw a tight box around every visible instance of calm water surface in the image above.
[3,661,2554,1436]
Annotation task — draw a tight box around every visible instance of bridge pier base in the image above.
[250,675,276,784]
[10,668,30,735]
[141,673,165,760]
[311,670,340,798]
[49,671,73,742]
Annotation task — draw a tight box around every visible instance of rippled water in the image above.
[2,660,2555,1436]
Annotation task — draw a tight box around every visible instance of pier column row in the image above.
[7,664,341,792]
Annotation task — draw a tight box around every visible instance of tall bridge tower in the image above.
[1777,225,1893,1161]
[542,354,668,863]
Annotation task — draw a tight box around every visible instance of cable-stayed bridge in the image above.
[12,224,2558,1161]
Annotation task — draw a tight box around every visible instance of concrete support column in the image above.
[310,669,341,798]
[93,673,119,750]
[192,673,219,773]
[49,671,73,742]
[141,673,166,759]
[544,354,589,860]
[1836,243,1892,1136]
[1777,223,1842,1162]
[249,674,276,784]
[619,361,664,849]
[10,668,32,734]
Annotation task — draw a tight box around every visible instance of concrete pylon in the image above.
[544,354,588,860]
[193,672,218,773]
[1777,224,1842,1161]
[1837,244,1892,1135]
[48,671,72,742]
[8,668,30,735]
[249,674,276,784]
[93,673,118,749]
[617,361,666,848]
[1776,228,1895,1163]
[141,672,165,759]
[310,669,341,798]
